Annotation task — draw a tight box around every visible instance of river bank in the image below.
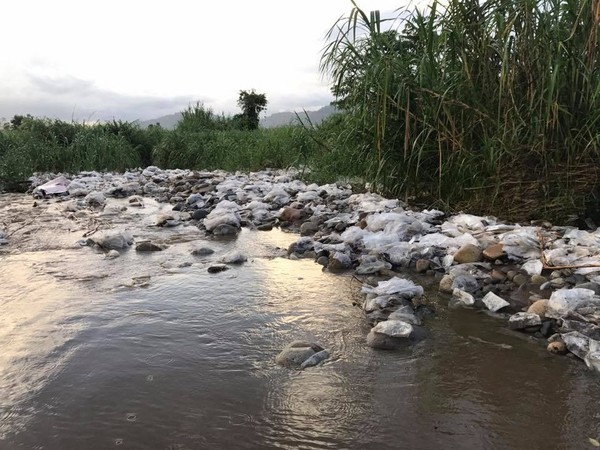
[2,166,600,373]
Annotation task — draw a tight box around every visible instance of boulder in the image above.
[366,320,414,349]
[207,265,229,274]
[547,341,568,355]
[276,341,325,368]
[439,275,454,294]
[212,223,240,236]
[300,221,320,236]
[453,244,482,264]
[191,247,214,256]
[328,252,352,271]
[279,207,305,223]
[483,243,506,261]
[135,241,163,252]
[415,259,430,273]
[527,299,549,318]
[220,250,247,265]
[92,230,133,250]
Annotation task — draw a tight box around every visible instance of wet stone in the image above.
[191,247,214,256]
[276,341,326,368]
[191,209,209,220]
[547,341,568,355]
[257,223,273,231]
[415,259,430,273]
[513,274,528,287]
[135,241,163,252]
[207,265,229,274]
[527,299,549,318]
[483,243,505,260]
[453,244,482,264]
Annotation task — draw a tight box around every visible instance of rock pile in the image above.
[27,167,600,371]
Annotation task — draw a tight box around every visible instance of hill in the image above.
[138,105,337,129]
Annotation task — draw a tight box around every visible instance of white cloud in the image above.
[0,0,409,121]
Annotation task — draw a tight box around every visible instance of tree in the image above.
[237,90,267,130]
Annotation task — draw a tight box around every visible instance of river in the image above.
[0,194,599,449]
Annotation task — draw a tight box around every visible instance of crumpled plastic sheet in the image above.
[546,288,599,318]
[203,200,241,231]
[500,227,541,260]
[361,276,424,299]
[33,176,70,195]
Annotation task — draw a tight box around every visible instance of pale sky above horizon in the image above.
[0,0,416,123]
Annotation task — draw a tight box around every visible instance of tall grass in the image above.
[153,125,315,172]
[320,0,600,222]
[0,114,317,189]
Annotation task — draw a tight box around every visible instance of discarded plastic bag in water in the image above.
[546,288,600,318]
[361,276,423,299]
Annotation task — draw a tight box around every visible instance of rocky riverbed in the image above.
[3,166,600,373]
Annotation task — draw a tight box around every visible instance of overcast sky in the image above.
[0,0,410,123]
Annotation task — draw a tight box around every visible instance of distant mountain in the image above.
[138,105,338,130]
[138,112,182,129]
[260,105,337,128]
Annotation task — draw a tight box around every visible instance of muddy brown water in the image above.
[1,194,599,449]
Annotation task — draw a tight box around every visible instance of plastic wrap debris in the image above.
[263,188,290,206]
[362,232,399,253]
[563,229,600,248]
[220,250,247,264]
[142,166,160,177]
[452,288,475,306]
[91,230,133,250]
[66,180,89,197]
[186,193,204,206]
[381,243,412,267]
[370,320,414,338]
[296,191,320,203]
[355,255,392,275]
[366,212,406,232]
[33,176,70,196]
[561,331,590,359]
[546,288,599,319]
[347,193,400,212]
[363,295,400,312]
[452,274,479,293]
[481,292,510,312]
[388,305,421,325]
[521,259,543,276]
[340,227,369,245]
[203,201,241,232]
[500,227,541,260]
[442,213,493,235]
[84,191,106,207]
[384,217,431,241]
[362,276,424,299]
[330,251,352,269]
[585,339,600,372]
[0,230,8,246]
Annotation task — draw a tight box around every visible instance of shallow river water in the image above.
[1,195,600,449]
